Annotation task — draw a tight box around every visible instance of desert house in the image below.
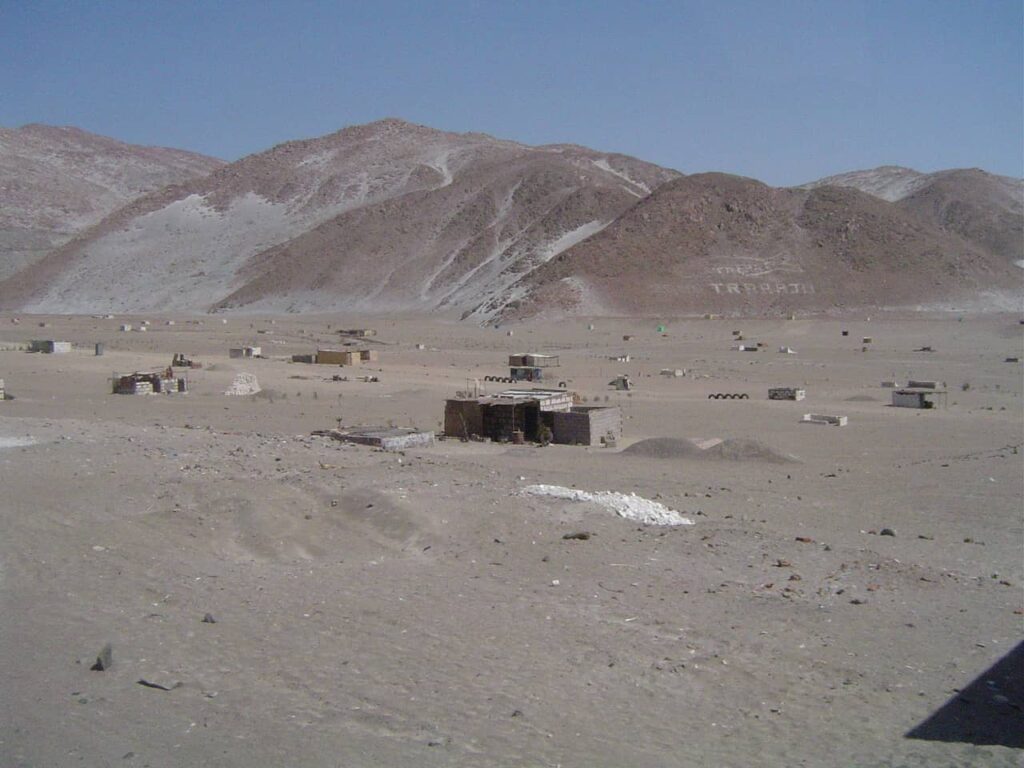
[444,388,622,446]
[892,388,947,409]
[29,340,71,354]
[113,369,187,395]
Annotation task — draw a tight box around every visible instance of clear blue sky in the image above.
[2,0,1021,185]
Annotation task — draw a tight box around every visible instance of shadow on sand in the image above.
[906,640,1024,749]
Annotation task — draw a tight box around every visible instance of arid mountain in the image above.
[802,166,1023,265]
[0,119,678,316]
[501,172,1021,321]
[0,124,224,279]
[0,122,1019,320]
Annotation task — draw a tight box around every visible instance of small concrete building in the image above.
[550,406,622,446]
[769,387,806,401]
[229,346,261,359]
[338,328,377,337]
[0,378,5,401]
[29,340,71,354]
[892,388,946,409]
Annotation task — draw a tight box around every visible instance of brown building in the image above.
[444,388,621,446]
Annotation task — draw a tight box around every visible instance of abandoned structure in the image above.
[337,328,377,338]
[769,387,806,401]
[508,353,558,382]
[29,340,71,354]
[609,375,633,391]
[229,346,262,359]
[801,413,847,426]
[892,388,947,409]
[113,369,187,395]
[307,349,379,365]
[444,388,622,446]
[315,426,434,451]
[0,378,5,401]
[172,353,201,368]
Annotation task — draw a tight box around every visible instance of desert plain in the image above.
[0,311,1021,767]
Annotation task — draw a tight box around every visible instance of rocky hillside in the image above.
[502,172,1020,320]
[0,122,1018,320]
[0,124,224,279]
[0,119,678,316]
[802,166,1023,265]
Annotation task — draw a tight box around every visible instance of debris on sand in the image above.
[224,373,260,396]
[622,437,798,464]
[521,484,694,526]
[137,678,182,691]
[90,643,113,671]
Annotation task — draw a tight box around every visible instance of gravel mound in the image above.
[622,437,797,463]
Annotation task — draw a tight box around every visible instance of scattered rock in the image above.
[562,531,592,540]
[880,528,896,537]
[795,536,814,543]
[91,643,113,671]
[201,613,217,624]
[850,598,867,605]
[773,559,792,568]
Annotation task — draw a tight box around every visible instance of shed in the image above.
[892,388,946,409]
[444,388,575,443]
[316,349,360,365]
[510,366,544,382]
[508,353,559,367]
[769,387,806,401]
[550,406,622,446]
[113,369,187,395]
[29,340,71,354]
[229,346,261,359]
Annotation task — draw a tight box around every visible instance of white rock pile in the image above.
[520,484,694,526]
[224,373,261,396]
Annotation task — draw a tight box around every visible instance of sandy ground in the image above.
[0,312,1021,767]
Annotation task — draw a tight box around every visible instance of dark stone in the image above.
[880,528,896,537]
[91,643,113,671]
[202,613,217,624]
[562,532,591,540]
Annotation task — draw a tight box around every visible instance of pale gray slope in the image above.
[0,124,224,279]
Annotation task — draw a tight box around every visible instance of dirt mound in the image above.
[706,438,798,463]
[622,437,797,463]
[620,437,708,459]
